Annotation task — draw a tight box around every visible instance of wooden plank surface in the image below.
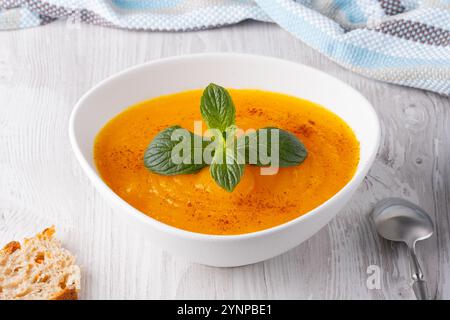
[0,20,449,300]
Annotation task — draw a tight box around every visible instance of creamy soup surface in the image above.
[94,89,359,235]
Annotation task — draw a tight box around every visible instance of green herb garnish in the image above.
[143,125,207,175]
[210,144,245,193]
[242,127,308,167]
[200,83,236,133]
[144,83,308,192]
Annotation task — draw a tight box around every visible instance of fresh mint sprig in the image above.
[143,83,308,192]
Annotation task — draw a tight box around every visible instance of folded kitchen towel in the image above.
[1,0,449,95]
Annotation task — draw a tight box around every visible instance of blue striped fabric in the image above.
[1,0,449,95]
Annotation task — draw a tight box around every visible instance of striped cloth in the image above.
[1,1,449,95]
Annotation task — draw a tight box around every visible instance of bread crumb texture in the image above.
[0,227,80,300]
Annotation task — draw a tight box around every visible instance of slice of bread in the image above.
[0,227,80,300]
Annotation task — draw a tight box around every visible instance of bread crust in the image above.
[0,227,80,300]
[1,241,21,256]
[51,288,79,300]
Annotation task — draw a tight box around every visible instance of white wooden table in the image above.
[1,21,449,300]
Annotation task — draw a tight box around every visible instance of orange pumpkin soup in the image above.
[94,89,359,235]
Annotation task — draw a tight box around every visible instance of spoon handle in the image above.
[412,279,428,300]
[409,247,428,300]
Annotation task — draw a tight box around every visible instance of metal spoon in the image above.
[372,198,434,300]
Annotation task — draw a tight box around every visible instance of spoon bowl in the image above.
[372,198,434,300]
[372,198,434,247]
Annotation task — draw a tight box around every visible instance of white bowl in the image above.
[69,53,380,267]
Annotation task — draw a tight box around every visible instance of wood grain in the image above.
[0,20,449,300]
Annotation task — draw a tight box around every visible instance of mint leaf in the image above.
[210,145,244,192]
[144,126,207,175]
[200,83,236,132]
[242,127,307,167]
